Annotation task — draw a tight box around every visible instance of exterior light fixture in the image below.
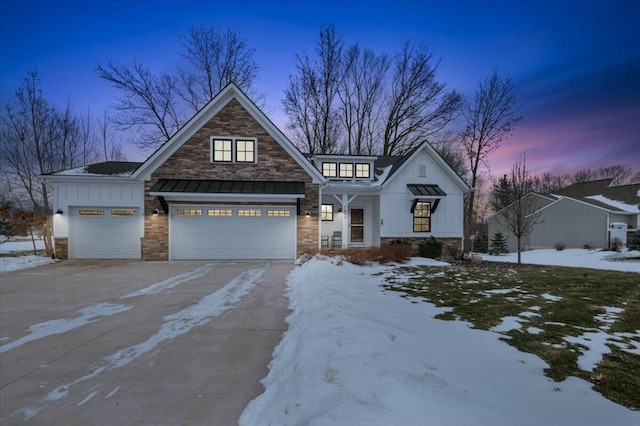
[55,208,63,215]
[304,211,311,217]
[152,208,160,216]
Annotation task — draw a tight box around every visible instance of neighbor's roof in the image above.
[553,178,615,198]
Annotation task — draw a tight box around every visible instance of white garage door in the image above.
[170,205,296,260]
[69,207,141,259]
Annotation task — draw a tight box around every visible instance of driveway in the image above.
[0,260,292,425]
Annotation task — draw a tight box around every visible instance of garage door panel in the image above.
[170,205,295,260]
[69,208,141,259]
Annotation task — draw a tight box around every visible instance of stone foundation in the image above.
[54,237,68,260]
[381,237,463,259]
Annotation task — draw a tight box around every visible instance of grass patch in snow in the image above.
[384,264,640,410]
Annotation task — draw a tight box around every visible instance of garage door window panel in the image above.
[208,209,232,216]
[177,208,203,216]
[111,209,136,216]
[267,210,291,217]
[238,209,262,217]
[78,209,104,216]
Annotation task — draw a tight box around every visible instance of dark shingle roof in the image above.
[554,178,615,198]
[84,162,143,175]
[150,179,305,195]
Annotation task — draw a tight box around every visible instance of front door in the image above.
[350,208,364,243]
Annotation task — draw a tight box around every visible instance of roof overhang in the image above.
[149,179,305,203]
[407,184,446,197]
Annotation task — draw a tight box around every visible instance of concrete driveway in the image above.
[0,260,292,425]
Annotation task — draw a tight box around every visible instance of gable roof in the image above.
[381,141,470,193]
[132,82,325,183]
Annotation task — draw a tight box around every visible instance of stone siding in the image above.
[381,236,463,258]
[54,237,68,260]
[143,98,318,260]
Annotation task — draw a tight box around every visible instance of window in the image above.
[236,139,255,163]
[321,204,334,221]
[78,209,104,216]
[208,209,232,216]
[111,209,136,216]
[211,137,256,163]
[212,139,232,162]
[238,209,262,217]
[322,162,337,177]
[413,202,431,232]
[339,163,353,178]
[267,210,291,217]
[355,163,370,178]
[177,208,203,216]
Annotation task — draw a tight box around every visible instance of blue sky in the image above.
[1,0,639,177]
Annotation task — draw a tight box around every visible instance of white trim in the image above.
[150,192,302,203]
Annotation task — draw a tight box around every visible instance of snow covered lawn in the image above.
[240,256,639,425]
[483,248,640,272]
[0,238,54,272]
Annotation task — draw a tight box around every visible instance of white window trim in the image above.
[210,136,257,164]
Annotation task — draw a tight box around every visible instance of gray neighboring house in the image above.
[488,178,640,252]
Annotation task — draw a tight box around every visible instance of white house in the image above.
[43,83,470,260]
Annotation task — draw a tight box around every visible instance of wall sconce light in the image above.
[338,207,342,213]
[55,208,63,215]
[304,211,311,217]
[152,208,160,216]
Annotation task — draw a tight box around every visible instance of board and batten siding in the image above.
[52,180,145,239]
[380,150,464,238]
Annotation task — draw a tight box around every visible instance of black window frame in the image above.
[321,204,334,221]
[413,201,431,232]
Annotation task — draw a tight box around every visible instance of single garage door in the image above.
[170,205,296,260]
[69,207,141,259]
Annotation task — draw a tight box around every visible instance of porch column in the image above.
[341,193,349,249]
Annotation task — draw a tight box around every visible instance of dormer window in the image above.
[211,136,257,163]
[339,163,353,178]
[322,162,337,177]
[355,163,370,178]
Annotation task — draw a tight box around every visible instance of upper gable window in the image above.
[211,137,256,164]
[236,139,255,163]
[355,163,370,178]
[339,163,353,178]
[322,162,337,177]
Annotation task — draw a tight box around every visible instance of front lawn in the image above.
[384,263,640,410]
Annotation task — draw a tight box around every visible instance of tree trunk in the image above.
[517,235,522,264]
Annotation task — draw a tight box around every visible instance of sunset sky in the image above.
[1,0,638,179]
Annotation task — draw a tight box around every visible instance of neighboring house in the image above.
[43,83,470,260]
[488,178,640,252]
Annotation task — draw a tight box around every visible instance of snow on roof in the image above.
[585,195,640,213]
[50,162,142,177]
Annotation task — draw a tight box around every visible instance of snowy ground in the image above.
[482,248,640,272]
[0,238,54,272]
[240,256,639,425]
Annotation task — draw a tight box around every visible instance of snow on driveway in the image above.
[240,257,639,426]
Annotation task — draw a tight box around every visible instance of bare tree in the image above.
[532,172,568,194]
[597,164,633,184]
[96,111,125,161]
[338,44,389,154]
[178,26,259,110]
[382,42,461,155]
[491,156,542,264]
[572,168,597,183]
[283,25,343,154]
[461,70,521,250]
[96,61,183,152]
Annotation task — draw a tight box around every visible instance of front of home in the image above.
[44,83,469,261]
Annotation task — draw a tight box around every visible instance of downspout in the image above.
[606,212,610,249]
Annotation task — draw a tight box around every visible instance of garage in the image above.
[169,205,296,260]
[69,207,141,259]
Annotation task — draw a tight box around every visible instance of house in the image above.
[488,178,640,252]
[43,83,470,260]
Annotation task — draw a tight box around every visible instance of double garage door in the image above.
[69,207,141,259]
[170,205,296,260]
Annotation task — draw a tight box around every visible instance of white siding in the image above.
[380,150,464,238]
[52,180,145,239]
